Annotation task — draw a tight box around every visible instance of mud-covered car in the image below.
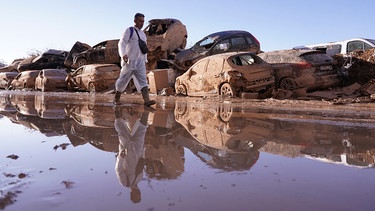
[9,70,40,90]
[65,64,120,92]
[71,40,120,69]
[144,18,187,69]
[0,72,18,89]
[17,49,68,72]
[64,41,91,68]
[35,69,69,92]
[0,58,24,73]
[174,30,261,72]
[258,49,342,91]
[175,52,274,98]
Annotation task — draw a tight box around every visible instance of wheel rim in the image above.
[219,105,233,122]
[77,59,87,67]
[220,83,235,97]
[177,84,187,95]
[280,77,297,90]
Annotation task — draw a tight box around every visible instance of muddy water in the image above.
[1,91,375,211]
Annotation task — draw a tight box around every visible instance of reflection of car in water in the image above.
[174,100,263,171]
[67,102,116,128]
[63,119,119,152]
[34,94,69,119]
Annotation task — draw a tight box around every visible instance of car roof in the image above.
[200,51,258,60]
[148,18,181,24]
[205,30,253,40]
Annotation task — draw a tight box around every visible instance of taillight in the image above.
[293,62,312,69]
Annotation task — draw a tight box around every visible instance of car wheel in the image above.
[76,58,87,68]
[175,102,187,120]
[279,77,297,90]
[219,105,233,122]
[176,84,187,95]
[220,83,237,97]
[88,83,96,93]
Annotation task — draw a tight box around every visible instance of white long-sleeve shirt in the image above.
[118,27,147,61]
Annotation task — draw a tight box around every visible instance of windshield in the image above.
[301,52,333,65]
[192,37,216,52]
[365,38,375,46]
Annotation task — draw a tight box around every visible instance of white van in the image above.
[305,38,375,56]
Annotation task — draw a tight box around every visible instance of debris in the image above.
[6,154,19,160]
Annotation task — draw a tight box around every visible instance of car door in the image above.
[89,42,106,63]
[186,59,208,95]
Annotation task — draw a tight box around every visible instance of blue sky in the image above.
[1,0,374,64]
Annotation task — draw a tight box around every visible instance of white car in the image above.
[305,38,375,56]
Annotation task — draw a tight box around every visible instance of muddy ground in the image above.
[1,90,375,210]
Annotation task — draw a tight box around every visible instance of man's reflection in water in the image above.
[114,106,150,203]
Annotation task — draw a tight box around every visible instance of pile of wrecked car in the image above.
[0,17,375,101]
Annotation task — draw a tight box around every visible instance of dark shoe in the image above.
[114,91,122,105]
[144,100,156,106]
[141,87,155,107]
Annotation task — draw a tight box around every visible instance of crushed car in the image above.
[64,41,91,69]
[0,58,24,73]
[70,39,120,69]
[35,69,69,91]
[0,72,19,89]
[65,64,120,92]
[174,30,261,73]
[258,49,342,92]
[144,18,188,69]
[9,70,40,90]
[175,51,275,98]
[17,49,68,72]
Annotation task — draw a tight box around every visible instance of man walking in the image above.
[114,13,156,106]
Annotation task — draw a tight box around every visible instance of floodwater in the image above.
[1,90,375,211]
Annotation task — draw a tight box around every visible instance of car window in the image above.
[301,52,333,64]
[93,42,107,50]
[231,54,258,66]
[230,37,247,49]
[347,41,366,53]
[190,59,207,74]
[212,39,231,54]
[195,37,215,51]
[245,36,254,45]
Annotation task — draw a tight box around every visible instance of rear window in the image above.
[301,52,333,64]
[231,54,263,66]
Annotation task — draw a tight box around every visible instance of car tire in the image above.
[176,84,187,95]
[279,77,297,90]
[76,58,87,68]
[218,104,233,122]
[220,83,237,97]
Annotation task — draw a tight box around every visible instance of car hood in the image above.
[175,48,202,63]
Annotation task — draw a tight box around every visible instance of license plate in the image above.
[320,65,332,71]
